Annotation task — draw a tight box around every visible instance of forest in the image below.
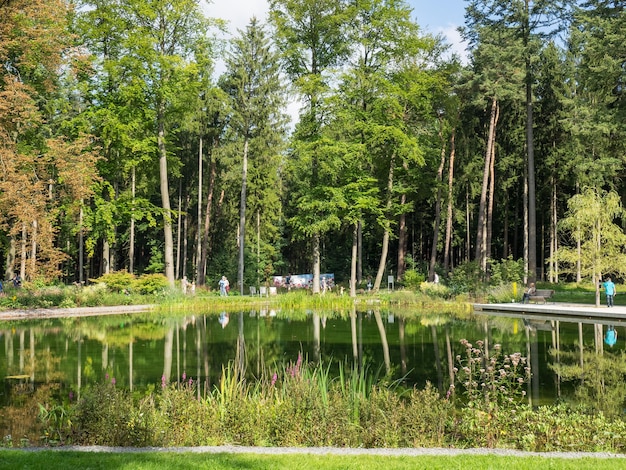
[0,0,624,296]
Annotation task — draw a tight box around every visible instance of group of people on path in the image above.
[179,275,231,296]
[521,277,617,308]
[0,274,21,295]
[180,276,196,295]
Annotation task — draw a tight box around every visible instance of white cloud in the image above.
[439,25,469,64]
[203,0,270,39]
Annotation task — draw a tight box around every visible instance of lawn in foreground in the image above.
[0,450,625,470]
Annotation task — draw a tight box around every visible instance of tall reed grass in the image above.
[44,342,626,453]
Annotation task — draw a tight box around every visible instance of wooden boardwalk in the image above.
[474,302,626,326]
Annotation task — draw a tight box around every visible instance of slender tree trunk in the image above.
[357,221,363,284]
[465,187,471,262]
[30,220,37,279]
[238,139,249,295]
[429,122,447,281]
[485,108,498,274]
[20,224,27,281]
[374,153,395,291]
[257,210,260,288]
[78,205,83,284]
[182,194,190,280]
[550,178,558,283]
[312,234,321,294]
[199,152,217,286]
[5,237,16,280]
[443,130,455,274]
[397,202,407,282]
[176,181,182,279]
[196,136,203,283]
[525,25,537,283]
[575,184,581,282]
[102,239,110,275]
[157,103,175,287]
[524,153,529,284]
[129,167,136,274]
[476,97,498,273]
[350,222,358,298]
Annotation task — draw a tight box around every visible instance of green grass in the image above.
[0,450,624,470]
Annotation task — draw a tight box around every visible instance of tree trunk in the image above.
[443,130,455,274]
[312,233,320,294]
[30,219,37,279]
[465,187,471,262]
[102,239,110,275]
[196,136,203,283]
[5,236,16,280]
[350,222,358,298]
[357,221,363,284]
[78,206,83,284]
[429,122,447,282]
[257,210,260,288]
[129,166,136,274]
[182,194,190,280]
[397,197,407,281]
[476,97,498,274]
[550,178,558,283]
[373,153,395,291]
[157,103,175,287]
[526,37,537,284]
[485,107,498,274]
[199,151,217,286]
[238,138,249,295]
[176,181,182,279]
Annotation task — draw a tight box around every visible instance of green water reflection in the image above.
[1,307,624,416]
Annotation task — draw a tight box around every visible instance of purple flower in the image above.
[111,377,116,385]
[182,372,187,382]
[271,373,277,387]
[161,375,167,389]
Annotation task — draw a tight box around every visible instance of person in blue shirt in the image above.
[605,326,618,347]
[603,277,616,307]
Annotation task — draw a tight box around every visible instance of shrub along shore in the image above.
[30,344,626,453]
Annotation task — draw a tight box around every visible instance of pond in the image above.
[1,305,624,440]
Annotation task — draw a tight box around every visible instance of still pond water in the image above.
[1,306,624,424]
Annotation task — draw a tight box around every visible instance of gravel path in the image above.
[0,304,154,321]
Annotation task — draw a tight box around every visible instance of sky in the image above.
[205,0,469,62]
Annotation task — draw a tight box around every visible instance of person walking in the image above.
[603,277,616,307]
[219,276,229,296]
[522,282,536,304]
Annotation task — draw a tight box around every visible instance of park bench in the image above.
[529,289,555,304]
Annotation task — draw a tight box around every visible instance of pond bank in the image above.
[0,304,154,321]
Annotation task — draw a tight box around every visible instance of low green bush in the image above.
[135,274,169,295]
[94,271,136,293]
